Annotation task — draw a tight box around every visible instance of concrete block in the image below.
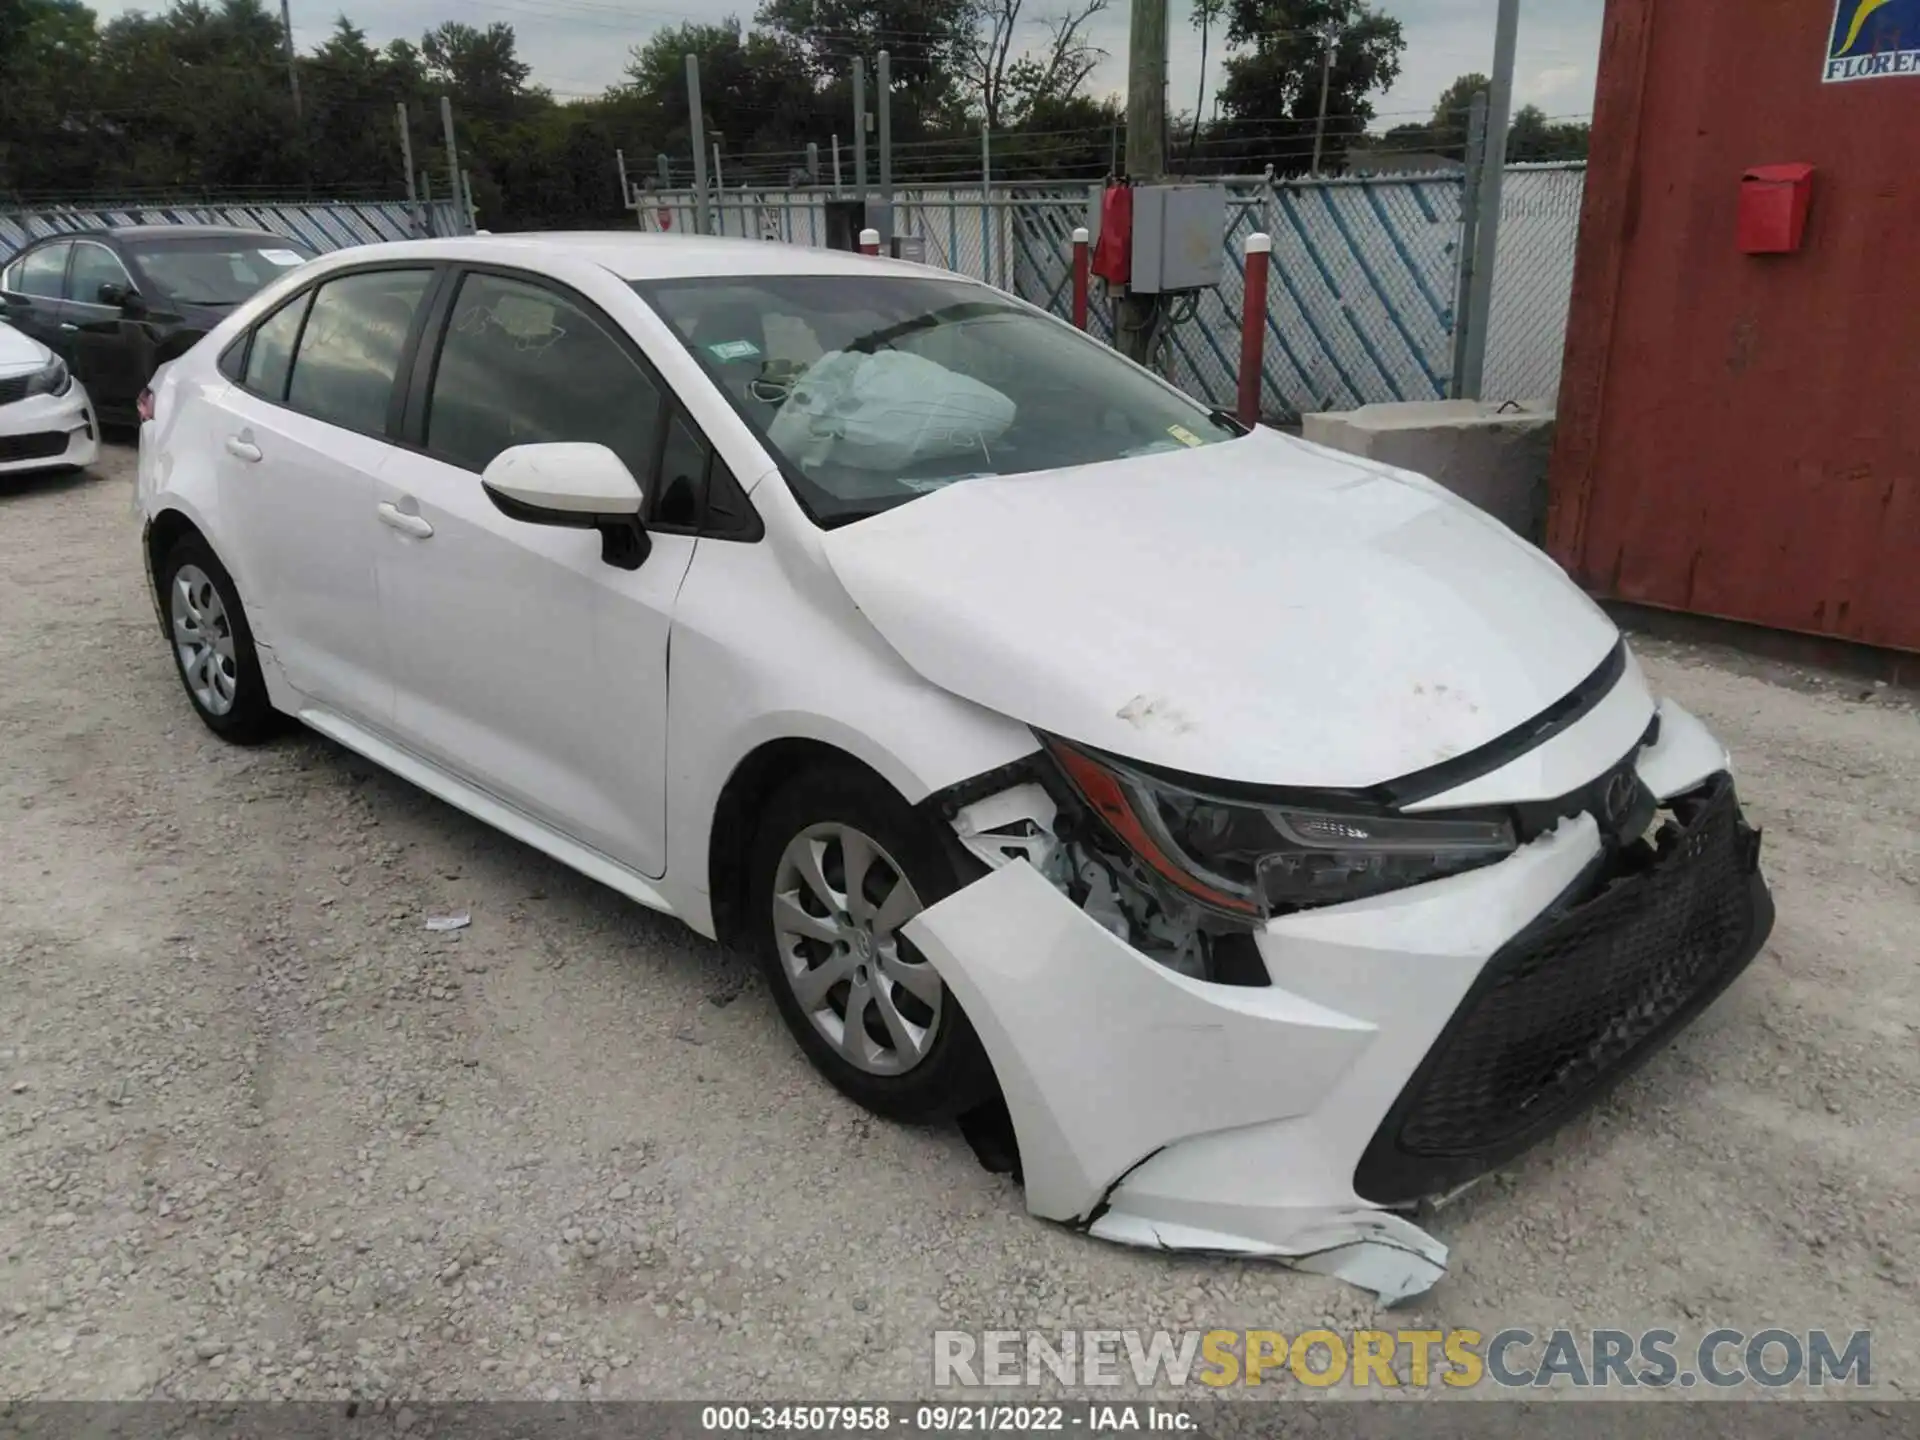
[1301,400,1557,544]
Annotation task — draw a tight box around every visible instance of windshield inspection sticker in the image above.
[707,339,762,362]
[1167,424,1204,447]
[257,248,308,266]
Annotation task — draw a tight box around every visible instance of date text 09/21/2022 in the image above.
[700,1404,1195,1432]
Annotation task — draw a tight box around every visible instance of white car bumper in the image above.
[0,381,99,475]
[905,698,1773,1304]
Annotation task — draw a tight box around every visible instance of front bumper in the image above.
[0,382,99,475]
[903,699,1773,1303]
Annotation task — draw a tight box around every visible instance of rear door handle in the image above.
[377,501,434,539]
[224,437,262,462]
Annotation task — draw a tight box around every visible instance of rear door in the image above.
[64,240,151,414]
[0,241,74,357]
[214,265,438,726]
[371,265,697,876]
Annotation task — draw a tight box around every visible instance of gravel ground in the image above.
[2,448,1916,1403]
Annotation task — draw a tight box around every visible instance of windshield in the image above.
[634,274,1240,525]
[128,237,315,307]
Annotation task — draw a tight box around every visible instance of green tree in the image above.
[1505,103,1589,162]
[1212,0,1405,174]
[1427,70,1489,157]
[0,0,104,193]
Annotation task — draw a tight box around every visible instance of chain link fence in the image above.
[624,165,1588,423]
[0,197,469,258]
[1480,164,1586,403]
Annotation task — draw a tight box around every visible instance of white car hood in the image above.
[0,320,52,375]
[818,428,1620,789]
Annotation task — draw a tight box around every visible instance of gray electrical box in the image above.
[1129,184,1227,293]
[890,234,927,263]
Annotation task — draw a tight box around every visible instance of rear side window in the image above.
[286,269,431,434]
[13,242,71,298]
[425,272,661,478]
[243,291,312,401]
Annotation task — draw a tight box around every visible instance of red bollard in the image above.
[859,227,881,256]
[1237,232,1272,428]
[1071,226,1090,330]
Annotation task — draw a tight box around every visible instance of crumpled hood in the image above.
[818,429,1620,789]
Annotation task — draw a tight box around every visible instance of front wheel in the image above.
[158,534,279,744]
[747,764,997,1123]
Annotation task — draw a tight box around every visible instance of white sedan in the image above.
[0,318,99,475]
[135,234,1773,1302]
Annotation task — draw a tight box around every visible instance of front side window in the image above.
[425,272,662,482]
[633,274,1241,526]
[127,236,315,307]
[12,242,71,299]
[286,269,430,434]
[243,290,313,401]
[67,243,134,305]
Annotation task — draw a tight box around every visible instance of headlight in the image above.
[25,357,71,398]
[1047,738,1517,918]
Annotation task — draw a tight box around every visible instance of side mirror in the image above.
[100,282,144,314]
[480,442,653,570]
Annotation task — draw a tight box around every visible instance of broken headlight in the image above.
[1048,739,1516,918]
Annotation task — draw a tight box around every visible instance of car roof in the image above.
[34,225,310,246]
[302,231,970,283]
[107,225,311,244]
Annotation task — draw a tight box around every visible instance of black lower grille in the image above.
[0,375,30,405]
[1355,773,1772,1205]
[0,431,69,463]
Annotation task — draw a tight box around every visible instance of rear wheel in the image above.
[748,764,996,1122]
[159,534,278,745]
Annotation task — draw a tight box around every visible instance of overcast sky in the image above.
[94,0,1602,134]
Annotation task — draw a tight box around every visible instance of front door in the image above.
[372,267,693,877]
[64,241,151,416]
[215,266,436,725]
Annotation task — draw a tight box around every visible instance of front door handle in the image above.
[377,501,434,539]
[59,322,78,332]
[223,437,262,462]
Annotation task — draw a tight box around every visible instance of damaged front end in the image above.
[903,696,1773,1307]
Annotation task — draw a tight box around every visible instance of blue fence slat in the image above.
[1316,187,1442,396]
[1361,182,1449,331]
[1,197,457,262]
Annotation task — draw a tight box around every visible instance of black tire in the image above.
[747,763,998,1123]
[157,532,280,745]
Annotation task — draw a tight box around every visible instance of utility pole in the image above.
[280,0,302,120]
[852,57,869,203]
[438,97,462,233]
[1460,0,1520,399]
[685,54,710,235]
[1449,91,1489,397]
[1116,0,1169,365]
[1310,33,1335,174]
[396,103,420,234]
[876,50,893,249]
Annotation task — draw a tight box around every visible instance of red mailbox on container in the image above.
[1738,163,1814,254]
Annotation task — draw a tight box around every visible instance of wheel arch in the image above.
[705,737,900,954]
[145,506,205,598]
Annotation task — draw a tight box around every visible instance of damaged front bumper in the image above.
[901,700,1775,1305]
